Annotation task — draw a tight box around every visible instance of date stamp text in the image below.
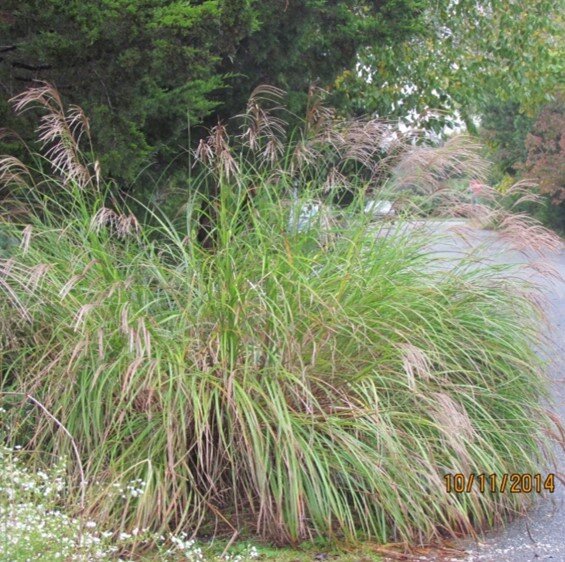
[444,473,556,494]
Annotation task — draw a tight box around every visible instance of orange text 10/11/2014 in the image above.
[443,473,556,494]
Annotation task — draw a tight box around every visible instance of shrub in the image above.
[0,85,561,545]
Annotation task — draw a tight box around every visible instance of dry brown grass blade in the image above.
[0,258,32,321]
[20,224,32,253]
[0,156,34,190]
[544,410,565,453]
[237,85,287,161]
[431,392,476,470]
[304,84,336,135]
[195,121,240,179]
[9,82,95,190]
[400,343,432,391]
[392,135,489,194]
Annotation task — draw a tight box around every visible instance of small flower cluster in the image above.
[161,535,260,562]
[110,477,147,499]
[0,446,122,561]
[222,545,260,562]
[125,478,146,498]
[0,446,262,561]
[0,446,66,502]
[166,532,205,561]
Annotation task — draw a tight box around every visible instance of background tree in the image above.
[520,93,565,230]
[0,0,424,186]
[336,0,563,131]
[475,92,564,231]
[522,94,565,204]
[479,99,534,181]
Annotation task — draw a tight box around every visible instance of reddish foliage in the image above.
[522,94,565,203]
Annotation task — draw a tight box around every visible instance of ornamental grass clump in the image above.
[0,84,562,546]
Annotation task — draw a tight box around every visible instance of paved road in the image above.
[425,221,565,562]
